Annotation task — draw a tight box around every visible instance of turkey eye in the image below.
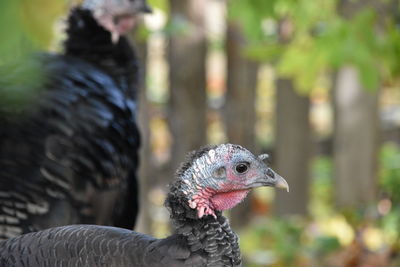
[235,163,248,174]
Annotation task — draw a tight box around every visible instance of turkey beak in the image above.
[273,172,290,192]
[248,167,289,192]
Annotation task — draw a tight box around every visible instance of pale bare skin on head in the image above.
[82,0,151,43]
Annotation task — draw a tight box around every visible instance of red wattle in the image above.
[210,190,250,211]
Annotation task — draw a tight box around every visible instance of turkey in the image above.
[0,0,151,239]
[0,144,289,267]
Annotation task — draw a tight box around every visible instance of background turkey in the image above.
[0,144,289,267]
[0,0,151,239]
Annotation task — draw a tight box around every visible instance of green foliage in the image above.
[380,209,400,246]
[134,24,152,42]
[383,24,400,82]
[240,215,342,266]
[378,142,400,247]
[228,0,400,93]
[0,0,64,108]
[0,56,46,110]
[229,0,278,42]
[310,236,341,256]
[310,156,334,217]
[164,15,192,36]
[244,42,283,63]
[278,33,328,94]
[281,8,384,91]
[0,0,66,64]
[379,143,400,203]
[148,0,169,13]
[240,217,305,265]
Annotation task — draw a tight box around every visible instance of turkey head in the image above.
[174,144,289,219]
[83,0,152,43]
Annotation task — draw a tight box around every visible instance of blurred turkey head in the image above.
[175,144,289,219]
[82,0,152,43]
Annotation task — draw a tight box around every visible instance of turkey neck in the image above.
[166,189,242,266]
[63,8,139,99]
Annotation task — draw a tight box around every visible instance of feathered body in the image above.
[0,144,289,266]
[0,7,141,239]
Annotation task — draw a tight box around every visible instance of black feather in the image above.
[0,200,242,267]
[175,145,218,180]
[0,7,141,239]
[0,145,252,266]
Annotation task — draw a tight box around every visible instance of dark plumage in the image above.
[0,0,151,239]
[0,144,289,266]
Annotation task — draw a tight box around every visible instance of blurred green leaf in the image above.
[380,209,400,245]
[240,217,306,265]
[312,236,341,255]
[379,143,400,203]
[228,0,280,42]
[0,55,46,110]
[135,23,152,41]
[310,156,334,218]
[382,22,400,78]
[278,34,328,93]
[148,0,169,13]
[0,0,66,64]
[164,15,192,36]
[244,42,283,62]
[227,0,399,93]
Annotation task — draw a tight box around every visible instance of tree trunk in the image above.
[274,78,311,216]
[224,21,259,228]
[333,66,379,208]
[167,0,207,171]
[332,0,391,209]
